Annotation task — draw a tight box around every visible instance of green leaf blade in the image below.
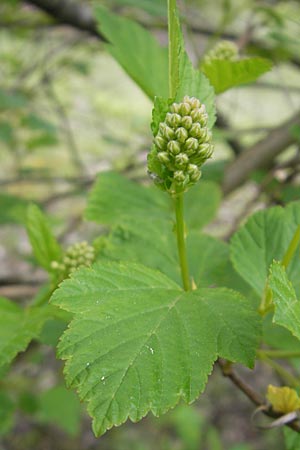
[269,261,300,341]
[51,262,260,436]
[26,204,62,272]
[0,297,51,368]
[95,6,169,99]
[202,57,273,94]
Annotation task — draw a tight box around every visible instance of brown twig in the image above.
[218,359,300,433]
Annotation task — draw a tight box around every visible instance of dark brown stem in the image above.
[218,359,300,433]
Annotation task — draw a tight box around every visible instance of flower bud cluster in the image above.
[51,241,95,279]
[148,96,213,194]
[203,40,238,64]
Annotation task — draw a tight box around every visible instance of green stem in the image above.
[282,224,300,269]
[174,194,190,291]
[168,0,178,98]
[257,352,300,388]
[257,349,300,359]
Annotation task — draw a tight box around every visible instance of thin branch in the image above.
[218,359,300,433]
[222,111,300,195]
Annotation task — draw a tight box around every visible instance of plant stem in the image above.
[168,0,178,98]
[257,349,300,359]
[257,352,300,388]
[282,224,300,269]
[174,194,190,291]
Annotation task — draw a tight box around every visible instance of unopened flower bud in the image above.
[187,96,200,109]
[165,112,181,128]
[179,102,191,116]
[154,135,167,150]
[159,123,175,140]
[174,170,186,183]
[157,151,170,164]
[181,116,193,130]
[175,153,189,168]
[187,164,201,182]
[184,137,199,152]
[167,140,181,155]
[175,127,188,143]
[170,103,181,114]
[189,123,202,138]
[191,108,206,123]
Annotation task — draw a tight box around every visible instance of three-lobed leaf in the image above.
[202,57,272,94]
[51,261,261,436]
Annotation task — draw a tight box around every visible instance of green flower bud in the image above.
[167,140,181,155]
[170,103,181,114]
[198,142,213,157]
[148,95,214,195]
[185,96,200,109]
[187,164,201,182]
[157,151,170,165]
[189,123,202,138]
[184,137,199,152]
[181,116,193,130]
[174,170,186,183]
[159,123,175,140]
[51,261,60,270]
[175,127,189,143]
[165,112,181,128]
[179,102,191,116]
[154,136,167,151]
[191,107,207,123]
[175,153,189,168]
[203,40,239,64]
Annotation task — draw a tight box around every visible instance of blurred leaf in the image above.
[0,391,15,436]
[38,318,68,347]
[26,204,62,272]
[0,88,27,110]
[21,114,56,133]
[0,297,52,368]
[86,172,221,231]
[206,427,223,450]
[112,0,167,17]
[0,193,31,225]
[284,428,300,450]
[202,58,272,94]
[0,122,14,145]
[26,133,58,150]
[85,171,169,225]
[95,5,169,99]
[37,385,81,436]
[166,404,204,450]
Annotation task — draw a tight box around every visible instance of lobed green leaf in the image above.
[51,261,261,436]
[202,57,272,94]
